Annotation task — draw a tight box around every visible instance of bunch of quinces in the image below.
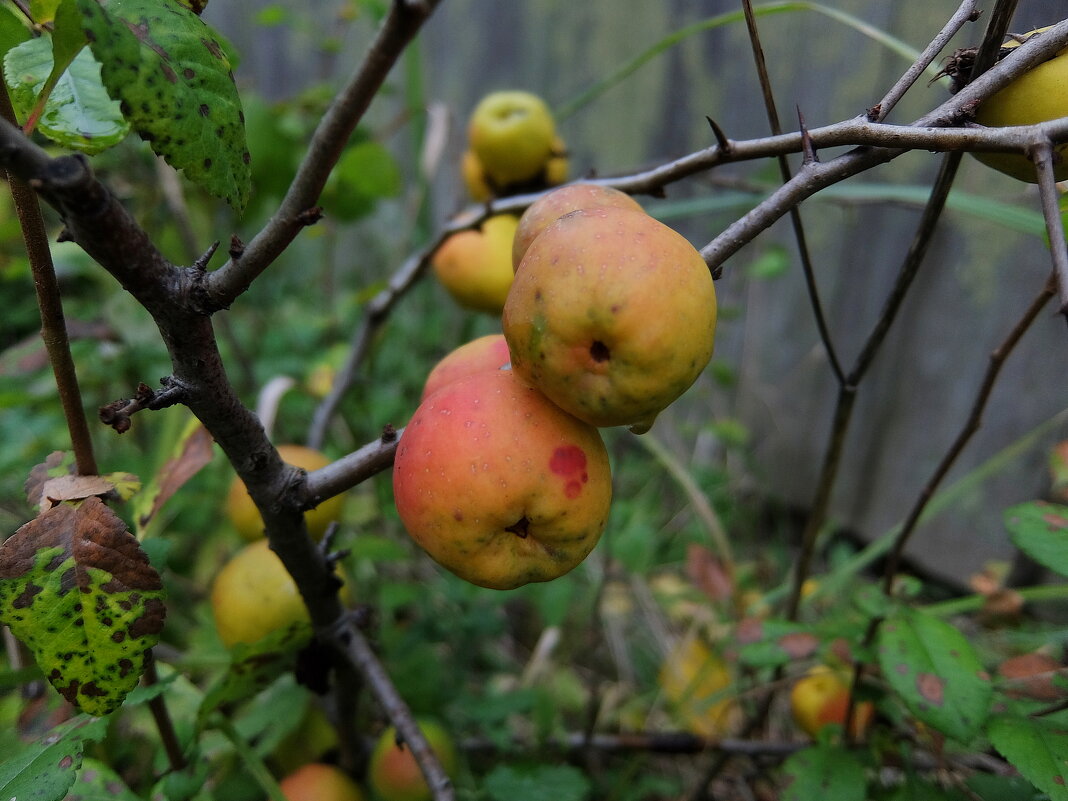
[394,177,718,590]
[431,90,569,314]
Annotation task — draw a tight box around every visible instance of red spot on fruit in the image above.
[551,445,587,476]
[565,481,582,498]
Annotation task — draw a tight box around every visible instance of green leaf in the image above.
[780,744,867,801]
[965,772,1048,801]
[885,776,971,800]
[0,4,31,60]
[196,623,311,728]
[0,715,107,801]
[31,0,62,23]
[877,608,992,743]
[746,245,790,280]
[988,715,1068,801]
[132,415,214,536]
[483,764,591,801]
[66,757,141,801]
[3,36,127,154]
[1005,501,1068,577]
[76,0,250,209]
[320,139,401,221]
[0,498,167,716]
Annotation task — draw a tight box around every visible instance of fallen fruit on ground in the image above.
[421,334,511,401]
[368,719,457,801]
[393,368,612,590]
[658,636,739,738]
[431,214,519,314]
[790,664,875,739]
[210,539,349,648]
[468,90,557,188]
[511,183,644,270]
[503,206,717,428]
[279,763,364,801]
[225,444,343,541]
[972,26,1068,182]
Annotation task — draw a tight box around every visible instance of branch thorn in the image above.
[192,240,220,272]
[706,116,732,154]
[797,107,819,165]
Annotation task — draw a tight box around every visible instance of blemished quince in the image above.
[421,334,511,401]
[392,368,612,590]
[210,539,350,648]
[431,214,519,315]
[503,206,717,428]
[658,636,740,739]
[468,90,557,188]
[511,183,645,270]
[790,664,875,740]
[225,444,343,542]
[973,26,1068,182]
[368,719,457,801]
[279,763,364,801]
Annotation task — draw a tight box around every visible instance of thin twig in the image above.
[881,276,1056,588]
[200,0,443,311]
[741,0,843,384]
[145,654,187,772]
[331,614,454,801]
[1,78,97,476]
[1031,142,1068,321]
[869,0,981,122]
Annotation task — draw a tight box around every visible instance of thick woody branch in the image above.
[198,0,442,310]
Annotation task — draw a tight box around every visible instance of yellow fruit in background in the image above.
[658,636,739,738]
[431,214,519,314]
[225,444,344,542]
[468,90,557,188]
[790,665,874,739]
[279,763,364,801]
[973,26,1068,182]
[461,148,492,203]
[210,539,350,648]
[368,720,457,801]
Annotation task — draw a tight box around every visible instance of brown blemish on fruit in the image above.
[590,340,610,362]
[505,517,530,538]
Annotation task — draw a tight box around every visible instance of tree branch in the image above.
[199,0,443,310]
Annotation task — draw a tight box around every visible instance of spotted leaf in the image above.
[76,0,249,209]
[0,497,166,716]
[0,715,107,801]
[877,607,992,743]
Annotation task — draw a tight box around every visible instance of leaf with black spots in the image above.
[0,498,166,716]
[877,607,992,743]
[76,0,249,209]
